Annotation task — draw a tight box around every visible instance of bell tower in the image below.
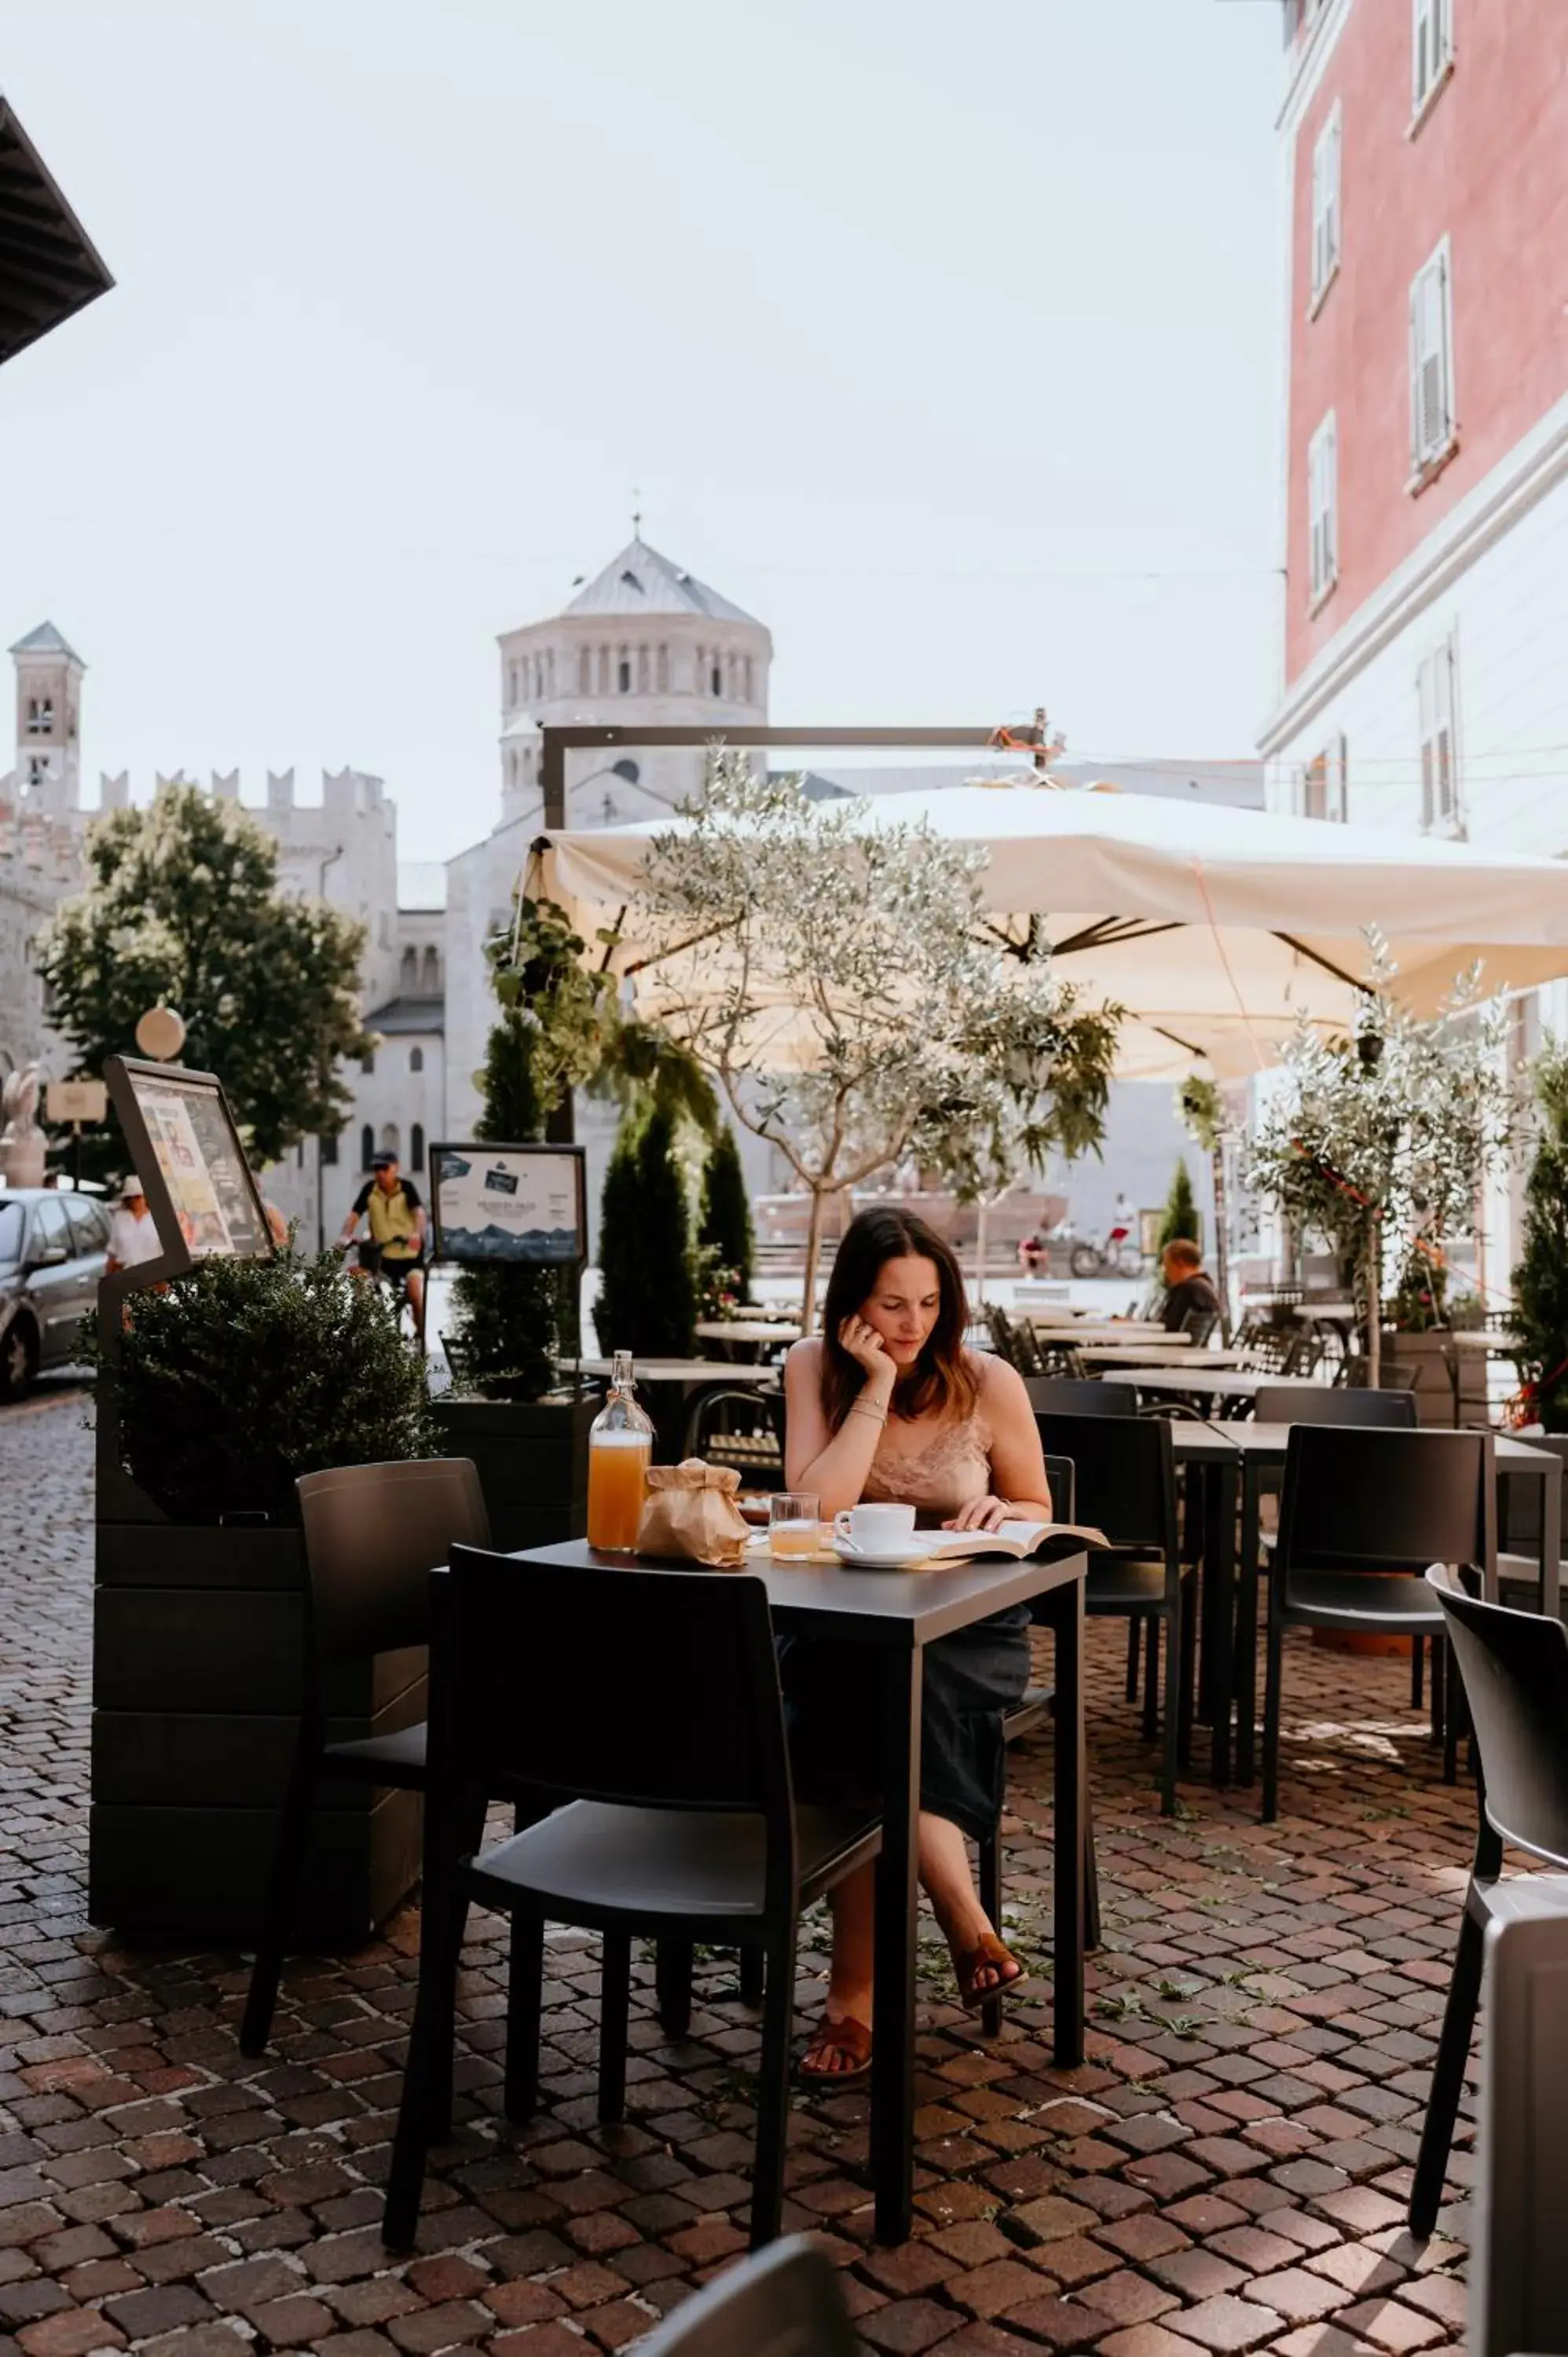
[10,621,84,817]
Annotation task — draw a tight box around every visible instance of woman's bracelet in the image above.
[849,1399,887,1426]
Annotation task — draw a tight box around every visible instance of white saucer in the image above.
[832,1537,929,1569]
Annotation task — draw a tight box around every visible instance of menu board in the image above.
[123,1067,273,1260]
[430,1143,585,1266]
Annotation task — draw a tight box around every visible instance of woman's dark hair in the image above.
[819,1206,976,1431]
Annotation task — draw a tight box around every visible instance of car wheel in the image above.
[1068,1243,1100,1279]
[0,1317,38,1403]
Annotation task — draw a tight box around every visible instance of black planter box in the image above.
[90,1522,423,1944]
[431,1392,594,1552]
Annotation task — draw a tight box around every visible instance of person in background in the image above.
[104,1175,161,1274]
[338,1152,427,1325]
[1160,1237,1221,1334]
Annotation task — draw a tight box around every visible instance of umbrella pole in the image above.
[1211,1146,1230,1340]
[1365,1226,1382,1388]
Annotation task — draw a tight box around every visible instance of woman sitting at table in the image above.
[782,1206,1055,2082]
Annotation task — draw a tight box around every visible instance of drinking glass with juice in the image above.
[587,1351,654,1551]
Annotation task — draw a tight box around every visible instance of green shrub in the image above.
[1512,1047,1568,1430]
[698,1124,754,1307]
[104,1249,438,1523]
[595,1104,697,1356]
[1156,1159,1200,1268]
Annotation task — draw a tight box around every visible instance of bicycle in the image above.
[339,1239,429,1351]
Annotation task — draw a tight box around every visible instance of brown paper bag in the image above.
[636,1459,750,1568]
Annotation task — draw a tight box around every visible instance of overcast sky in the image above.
[2,0,1284,863]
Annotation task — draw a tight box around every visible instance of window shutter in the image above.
[1327,111,1341,277]
[1417,654,1435,828]
[1413,0,1438,104]
[1410,249,1452,467]
[1310,133,1326,295]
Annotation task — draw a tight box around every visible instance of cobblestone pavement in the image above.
[0,1391,1478,2357]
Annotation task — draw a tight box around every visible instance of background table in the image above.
[510,1538,1089,2245]
[567,1359,781,1461]
[1132,1367,1332,1406]
[692,1321,800,1361]
[1071,1343,1245,1371]
[1168,1423,1560,1786]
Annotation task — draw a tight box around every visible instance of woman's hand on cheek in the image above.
[942,1494,1011,1533]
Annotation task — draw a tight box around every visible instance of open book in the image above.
[863,1518,1106,1563]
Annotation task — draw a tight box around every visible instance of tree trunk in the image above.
[800,1186,830,1334]
[1365,1225,1382,1387]
[1210,1146,1230,1340]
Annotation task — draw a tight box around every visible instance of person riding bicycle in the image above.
[338,1152,427,1329]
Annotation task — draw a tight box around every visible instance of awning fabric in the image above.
[536,784,1568,1080]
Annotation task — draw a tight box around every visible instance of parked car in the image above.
[0,1188,112,1401]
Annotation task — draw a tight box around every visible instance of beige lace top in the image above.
[862,1409,995,1520]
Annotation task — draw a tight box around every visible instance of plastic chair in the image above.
[635,2234,857,2357]
[1409,1569,1568,2262]
[1024,1377,1139,1417]
[1035,1411,1189,1814]
[383,1551,881,2253]
[685,1386,786,1484]
[239,1457,491,2057]
[1181,1307,1218,1348]
[1262,1428,1496,1822]
[1467,1912,1568,2357]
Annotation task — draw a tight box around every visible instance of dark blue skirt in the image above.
[779,1606,1032,1844]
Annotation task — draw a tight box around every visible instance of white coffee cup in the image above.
[834,1502,918,1554]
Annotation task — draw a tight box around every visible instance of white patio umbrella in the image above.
[537,783,1568,1080]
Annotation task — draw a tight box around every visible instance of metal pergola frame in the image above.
[537,720,1053,831]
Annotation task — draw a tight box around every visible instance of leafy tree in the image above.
[595,1103,697,1356]
[449,1009,573,1400]
[1511,1045,1568,1429]
[698,1124,754,1307]
[631,753,1121,1322]
[1156,1159,1200,1264]
[38,784,369,1169]
[1245,941,1523,1376]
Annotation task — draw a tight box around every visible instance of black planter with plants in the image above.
[92,1249,438,1943]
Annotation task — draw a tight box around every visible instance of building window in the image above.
[1301,732,1348,822]
[617,654,631,693]
[379,1123,400,1158]
[742,654,753,702]
[636,643,650,692]
[508,662,518,705]
[26,697,53,735]
[1307,411,1338,607]
[321,1129,339,1167]
[410,1123,425,1173]
[1417,635,1460,832]
[401,946,417,989]
[711,662,723,696]
[409,1045,423,1074]
[360,1123,375,1171]
[1310,104,1341,310]
[361,1049,375,1076]
[1409,239,1455,482]
[578,646,591,694]
[1412,0,1453,119]
[26,756,46,787]
[421,947,439,993]
[656,642,669,691]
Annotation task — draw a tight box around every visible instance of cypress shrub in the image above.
[698,1123,755,1306]
[1156,1158,1200,1263]
[594,1104,697,1356]
[450,1010,572,1398]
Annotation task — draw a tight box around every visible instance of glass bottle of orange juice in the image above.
[586,1351,654,1552]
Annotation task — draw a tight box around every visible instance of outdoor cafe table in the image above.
[507,1537,1090,2245]
[1130,1367,1331,1409]
[1166,1422,1562,1787]
[1069,1343,1246,1371]
[1024,1321,1190,1347]
[692,1319,800,1360]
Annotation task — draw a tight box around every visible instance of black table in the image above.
[509,1538,1089,2245]
[1168,1423,1562,1787]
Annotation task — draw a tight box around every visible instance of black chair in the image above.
[383,1551,881,2252]
[1181,1307,1218,1348]
[634,2234,857,2357]
[239,1457,491,2058]
[685,1385,786,1484]
[1262,1428,1496,1822]
[1035,1412,1189,1814]
[1497,1431,1568,1612]
[1024,1376,1138,1417]
[1240,1387,1427,1771]
[1408,1569,1568,2253]
[1467,1912,1568,2357]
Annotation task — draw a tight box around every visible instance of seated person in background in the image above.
[1160,1237,1221,1333]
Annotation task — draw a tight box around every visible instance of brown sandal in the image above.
[798,2013,873,2085]
[952,1931,1027,2013]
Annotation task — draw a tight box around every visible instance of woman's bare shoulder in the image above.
[973,1349,1028,1409]
[786,1336,825,1377]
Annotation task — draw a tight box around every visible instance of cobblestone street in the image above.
[0,1390,1477,2357]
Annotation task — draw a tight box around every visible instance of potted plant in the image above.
[435,1005,597,1547]
[92,1248,438,1942]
